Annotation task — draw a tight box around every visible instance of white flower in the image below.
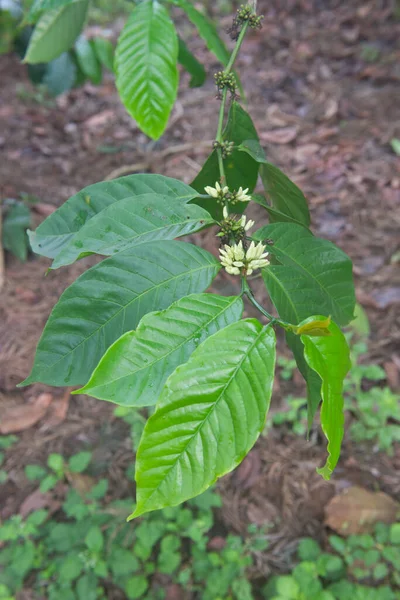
[205,182,229,199]
[223,205,229,219]
[240,215,255,232]
[219,240,269,276]
[235,187,251,202]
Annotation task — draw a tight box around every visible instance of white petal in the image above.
[246,268,253,276]
[215,182,221,192]
[245,219,254,231]
[233,261,245,267]
[246,241,256,260]
[223,206,229,219]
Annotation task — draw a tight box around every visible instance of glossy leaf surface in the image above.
[260,163,310,227]
[191,102,260,219]
[24,0,88,63]
[28,175,198,259]
[20,242,220,387]
[132,320,276,517]
[115,0,179,140]
[27,0,75,23]
[74,35,102,84]
[301,319,351,479]
[77,294,243,406]
[254,223,355,326]
[50,195,214,269]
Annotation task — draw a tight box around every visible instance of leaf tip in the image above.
[316,464,332,481]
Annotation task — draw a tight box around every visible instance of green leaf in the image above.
[85,526,104,553]
[2,203,31,261]
[39,474,59,492]
[20,241,220,387]
[77,293,243,406]
[131,319,276,518]
[50,195,214,269]
[170,0,230,66]
[74,35,102,84]
[192,102,260,219]
[76,573,98,600]
[47,453,64,472]
[125,575,148,600]
[68,451,91,473]
[286,332,322,430]
[28,174,198,259]
[260,163,310,227]
[115,0,179,140]
[26,0,76,23]
[252,193,308,228]
[301,319,351,479]
[390,523,400,545]
[24,0,89,64]
[254,223,355,326]
[390,138,400,155]
[25,464,47,481]
[92,37,114,72]
[178,36,206,87]
[59,554,83,582]
[42,51,77,96]
[238,139,266,163]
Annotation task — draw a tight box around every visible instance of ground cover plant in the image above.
[17,1,358,519]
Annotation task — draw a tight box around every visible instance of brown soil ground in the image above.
[1,0,400,588]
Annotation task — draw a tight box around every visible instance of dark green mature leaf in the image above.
[260,163,310,228]
[74,35,102,84]
[115,0,179,140]
[191,102,260,219]
[131,319,276,517]
[2,203,31,261]
[77,294,243,406]
[254,222,354,425]
[169,0,229,66]
[20,241,220,387]
[238,139,266,163]
[42,51,77,95]
[286,332,322,430]
[254,223,355,326]
[252,194,307,227]
[178,37,206,88]
[50,195,214,269]
[24,0,88,64]
[28,175,198,259]
[301,319,351,479]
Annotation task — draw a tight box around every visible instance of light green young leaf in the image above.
[131,319,276,518]
[77,294,243,406]
[74,35,102,84]
[28,174,198,259]
[169,0,230,66]
[20,241,220,387]
[260,163,310,227]
[301,319,351,479]
[50,195,214,269]
[178,36,206,87]
[24,0,89,64]
[254,223,355,326]
[85,526,104,553]
[68,451,91,473]
[115,0,179,140]
[192,102,260,219]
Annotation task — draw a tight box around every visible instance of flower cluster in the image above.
[219,240,270,276]
[213,140,235,159]
[204,182,251,205]
[228,4,264,40]
[214,71,236,96]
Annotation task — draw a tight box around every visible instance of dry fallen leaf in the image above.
[66,471,95,495]
[0,393,53,434]
[325,486,399,535]
[84,109,115,130]
[259,127,298,145]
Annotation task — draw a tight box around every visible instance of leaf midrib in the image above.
[138,323,266,512]
[87,296,241,392]
[35,258,218,375]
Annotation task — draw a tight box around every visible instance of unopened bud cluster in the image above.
[213,140,235,159]
[204,182,251,206]
[220,240,270,276]
[214,71,236,96]
[217,206,254,244]
[228,4,264,40]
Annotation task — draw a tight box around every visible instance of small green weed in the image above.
[264,523,400,600]
[1,454,263,600]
